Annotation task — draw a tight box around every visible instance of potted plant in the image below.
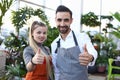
[96,55,108,73]
[93,32,119,73]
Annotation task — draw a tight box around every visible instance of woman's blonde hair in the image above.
[29,21,53,80]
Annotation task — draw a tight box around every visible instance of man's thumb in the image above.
[83,44,88,53]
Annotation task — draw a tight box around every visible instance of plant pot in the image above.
[97,66,106,73]
[97,64,106,73]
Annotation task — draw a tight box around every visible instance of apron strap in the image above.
[55,39,61,53]
[55,31,78,53]
[72,31,78,46]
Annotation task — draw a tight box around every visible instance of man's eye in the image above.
[57,19,62,22]
[57,18,69,22]
[64,19,69,22]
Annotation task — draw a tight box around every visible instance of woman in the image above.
[23,21,53,80]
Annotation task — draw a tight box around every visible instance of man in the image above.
[51,5,98,80]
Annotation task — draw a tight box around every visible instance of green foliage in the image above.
[110,12,120,39]
[101,15,113,21]
[11,7,50,35]
[93,33,119,65]
[11,6,58,49]
[0,0,14,28]
[4,33,28,62]
[44,27,59,49]
[6,63,26,77]
[81,12,101,27]
[3,33,28,77]
[112,12,120,22]
[93,33,105,42]
[110,31,120,39]
[96,55,108,64]
[4,33,28,54]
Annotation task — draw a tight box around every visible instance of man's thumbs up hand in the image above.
[83,44,88,54]
[79,44,93,66]
[32,48,44,64]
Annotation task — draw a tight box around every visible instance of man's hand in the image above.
[79,44,93,66]
[32,48,44,64]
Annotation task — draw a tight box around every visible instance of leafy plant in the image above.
[110,12,120,39]
[4,33,28,76]
[11,6,58,49]
[0,62,27,80]
[7,63,26,78]
[0,0,14,29]
[81,12,101,27]
[93,33,119,65]
[11,7,50,36]
[4,33,28,54]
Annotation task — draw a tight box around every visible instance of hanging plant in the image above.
[81,12,101,27]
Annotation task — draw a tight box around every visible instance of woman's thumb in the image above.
[37,48,41,54]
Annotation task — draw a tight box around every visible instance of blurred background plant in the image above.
[81,12,101,27]
[0,0,14,29]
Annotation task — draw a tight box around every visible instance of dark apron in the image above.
[55,31,88,80]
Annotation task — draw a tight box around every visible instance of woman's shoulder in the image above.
[43,46,50,54]
[44,46,49,50]
[24,46,32,50]
[24,46,33,53]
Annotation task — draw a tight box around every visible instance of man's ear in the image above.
[70,18,73,24]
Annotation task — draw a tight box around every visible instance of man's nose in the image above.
[60,21,65,26]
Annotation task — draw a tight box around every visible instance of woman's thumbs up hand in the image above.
[32,48,44,64]
[79,44,93,66]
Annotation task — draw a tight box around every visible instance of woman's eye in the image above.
[43,32,47,35]
[37,31,41,34]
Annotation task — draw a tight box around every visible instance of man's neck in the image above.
[60,29,71,41]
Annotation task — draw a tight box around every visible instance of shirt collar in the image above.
[58,30,73,40]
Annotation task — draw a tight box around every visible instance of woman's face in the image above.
[32,25,47,43]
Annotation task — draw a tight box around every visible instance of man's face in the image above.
[55,12,73,34]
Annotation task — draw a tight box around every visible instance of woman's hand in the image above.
[32,48,45,64]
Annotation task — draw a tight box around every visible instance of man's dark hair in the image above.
[56,5,72,18]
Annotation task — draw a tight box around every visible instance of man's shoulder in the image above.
[74,31,88,37]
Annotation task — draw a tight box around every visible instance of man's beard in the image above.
[58,25,70,34]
